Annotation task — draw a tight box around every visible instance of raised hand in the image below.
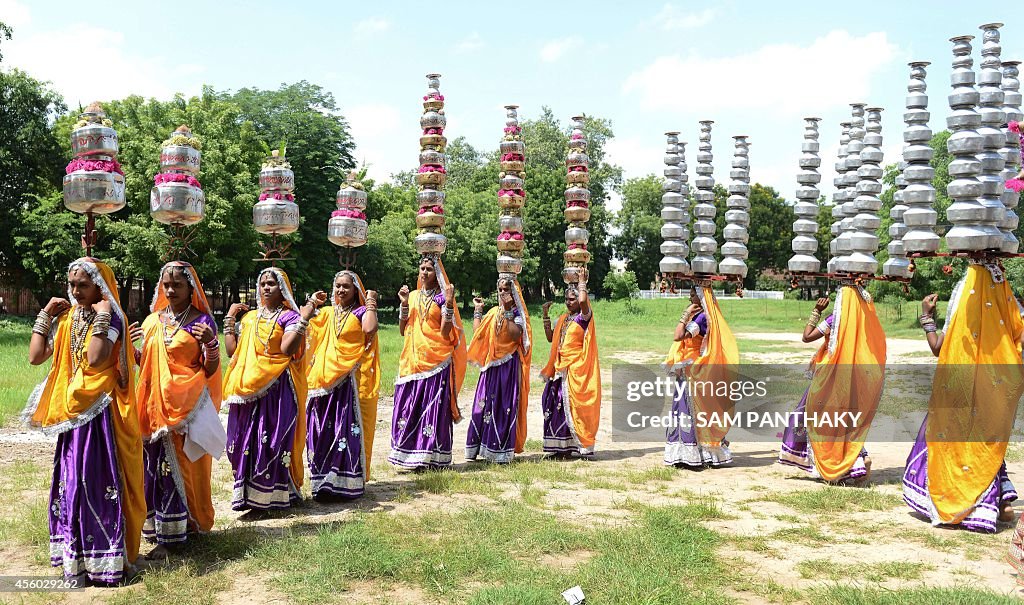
[542,301,554,316]
[44,297,71,317]
[228,303,250,319]
[128,321,144,344]
[398,285,410,305]
[189,321,217,344]
[444,283,455,308]
[94,299,112,314]
[365,290,378,306]
[473,296,486,312]
[921,293,938,317]
[499,290,514,310]
[814,297,830,312]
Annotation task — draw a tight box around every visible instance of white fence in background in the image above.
[638,289,784,300]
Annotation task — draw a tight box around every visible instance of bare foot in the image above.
[852,456,872,486]
[145,545,169,561]
[1001,504,1017,523]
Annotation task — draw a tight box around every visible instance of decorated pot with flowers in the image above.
[328,171,369,247]
[253,149,299,234]
[63,102,126,214]
[150,125,205,226]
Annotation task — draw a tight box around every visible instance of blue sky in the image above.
[3,0,1020,210]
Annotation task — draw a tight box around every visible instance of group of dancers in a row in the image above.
[21,255,1024,585]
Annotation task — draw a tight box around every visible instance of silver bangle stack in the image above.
[92,311,111,338]
[807,309,822,328]
[399,305,410,321]
[33,310,52,336]
[919,314,937,334]
[441,306,455,321]
[502,310,515,320]
[473,310,484,320]
[223,317,239,337]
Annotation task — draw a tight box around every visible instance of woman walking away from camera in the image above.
[905,262,1022,533]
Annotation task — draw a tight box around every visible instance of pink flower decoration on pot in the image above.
[568,243,587,250]
[332,209,366,219]
[423,93,445,101]
[569,166,588,173]
[423,128,444,136]
[66,158,124,175]
[1006,178,1024,192]
[418,205,444,215]
[501,153,525,162]
[567,200,589,208]
[259,192,295,202]
[1010,121,1021,134]
[418,165,447,174]
[154,172,202,188]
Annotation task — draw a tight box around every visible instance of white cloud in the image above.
[0,0,31,28]
[3,16,204,105]
[455,32,484,53]
[623,30,899,115]
[353,17,390,39]
[539,37,582,63]
[651,4,715,30]
[344,103,407,182]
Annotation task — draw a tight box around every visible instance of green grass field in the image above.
[0,297,934,425]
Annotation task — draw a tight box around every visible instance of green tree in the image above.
[1,56,69,298]
[612,175,662,288]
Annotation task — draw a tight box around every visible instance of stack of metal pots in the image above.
[328,171,368,247]
[150,125,205,226]
[496,105,526,277]
[720,135,751,277]
[789,118,822,273]
[63,102,126,215]
[901,62,940,255]
[658,132,690,275]
[253,149,299,235]
[414,74,449,256]
[690,120,717,275]
[1000,59,1022,252]
[563,115,591,283]
[827,122,852,273]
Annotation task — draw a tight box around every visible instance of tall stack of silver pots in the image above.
[150,125,205,226]
[1001,59,1022,253]
[563,116,591,283]
[659,132,691,275]
[414,74,449,256]
[901,62,940,254]
[844,107,885,275]
[976,24,1013,252]
[720,136,750,277]
[497,105,526,277]
[789,118,822,273]
[328,171,368,247]
[882,159,911,277]
[833,104,866,272]
[63,102,126,215]
[827,122,852,273]
[253,150,299,235]
[945,35,1001,251]
[690,120,718,275]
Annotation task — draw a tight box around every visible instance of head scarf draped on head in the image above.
[258,266,301,312]
[467,275,533,451]
[22,257,146,562]
[397,255,467,421]
[307,269,381,474]
[137,261,222,441]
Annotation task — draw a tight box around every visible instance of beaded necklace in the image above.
[162,305,192,345]
[418,287,439,325]
[257,305,284,354]
[69,306,97,381]
[333,301,356,339]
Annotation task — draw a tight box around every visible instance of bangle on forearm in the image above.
[918,314,933,327]
[204,338,220,350]
[33,310,52,336]
[441,306,455,321]
[922,322,937,334]
[92,312,111,337]
[473,310,484,320]
[399,305,410,321]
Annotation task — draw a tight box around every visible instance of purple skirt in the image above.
[664,376,732,467]
[48,405,128,584]
[389,363,454,469]
[307,374,366,498]
[142,436,190,544]
[541,375,575,453]
[226,372,301,510]
[903,417,1017,533]
[778,385,867,480]
[466,353,521,463]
